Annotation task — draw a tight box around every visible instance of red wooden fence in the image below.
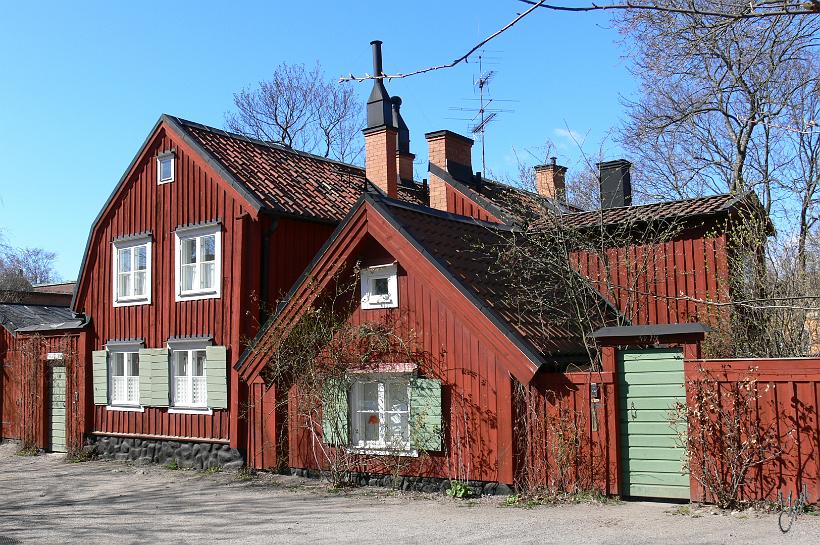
[687,358,820,504]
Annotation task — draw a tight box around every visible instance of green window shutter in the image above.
[92,350,108,405]
[147,348,169,407]
[205,346,228,409]
[410,377,442,452]
[322,378,349,445]
[138,348,152,405]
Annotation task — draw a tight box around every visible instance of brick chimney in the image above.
[363,40,398,197]
[425,130,474,212]
[392,96,415,183]
[598,159,632,209]
[534,158,566,201]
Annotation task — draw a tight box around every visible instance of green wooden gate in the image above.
[50,366,66,453]
[618,348,688,499]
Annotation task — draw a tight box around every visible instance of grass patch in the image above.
[501,490,616,508]
[235,466,257,481]
[165,460,180,470]
[200,465,222,475]
[16,446,39,457]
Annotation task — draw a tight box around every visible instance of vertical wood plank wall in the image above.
[687,358,820,503]
[73,125,339,444]
[258,261,516,483]
[0,333,80,450]
[570,232,729,326]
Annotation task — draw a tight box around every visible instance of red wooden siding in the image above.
[257,227,517,482]
[75,122,341,445]
[92,405,229,442]
[518,372,618,496]
[246,378,280,469]
[0,332,82,450]
[445,185,501,223]
[687,358,820,503]
[570,232,729,326]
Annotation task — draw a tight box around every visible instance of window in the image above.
[175,224,222,301]
[157,152,175,184]
[112,237,151,307]
[360,264,398,309]
[350,376,411,451]
[110,352,139,406]
[172,348,207,408]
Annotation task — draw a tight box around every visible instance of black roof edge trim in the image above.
[427,163,517,225]
[591,323,712,339]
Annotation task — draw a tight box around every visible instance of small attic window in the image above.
[361,264,398,310]
[157,151,175,184]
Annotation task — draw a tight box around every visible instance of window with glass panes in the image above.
[110,352,139,405]
[350,377,411,450]
[172,349,207,407]
[114,241,150,304]
[176,226,220,299]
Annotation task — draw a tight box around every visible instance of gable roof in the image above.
[237,192,620,384]
[558,191,767,230]
[378,198,620,359]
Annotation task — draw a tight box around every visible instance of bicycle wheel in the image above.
[779,510,794,533]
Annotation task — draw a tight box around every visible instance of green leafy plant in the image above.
[165,460,179,470]
[446,480,472,499]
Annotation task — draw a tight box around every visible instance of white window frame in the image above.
[157,151,175,184]
[360,264,398,310]
[107,347,141,409]
[112,237,152,307]
[349,374,414,454]
[169,340,209,410]
[175,224,222,302]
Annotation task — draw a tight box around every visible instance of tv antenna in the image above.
[447,50,516,172]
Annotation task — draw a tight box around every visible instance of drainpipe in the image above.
[260,214,280,323]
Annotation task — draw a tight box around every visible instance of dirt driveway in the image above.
[1,442,818,544]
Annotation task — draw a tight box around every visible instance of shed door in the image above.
[618,348,688,499]
[50,366,66,453]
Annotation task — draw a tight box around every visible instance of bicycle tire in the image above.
[779,510,794,533]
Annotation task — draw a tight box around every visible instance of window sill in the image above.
[361,301,398,310]
[348,447,418,458]
[113,298,151,308]
[176,290,220,302]
[106,405,145,413]
[168,407,213,415]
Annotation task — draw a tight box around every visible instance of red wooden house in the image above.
[234,42,767,497]
[2,41,770,501]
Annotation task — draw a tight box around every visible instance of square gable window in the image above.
[157,151,175,184]
[361,264,398,310]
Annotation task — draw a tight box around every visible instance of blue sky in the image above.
[0,1,634,281]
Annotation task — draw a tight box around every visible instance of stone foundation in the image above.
[289,468,513,496]
[87,435,243,470]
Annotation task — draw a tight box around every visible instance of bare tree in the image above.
[227,62,364,164]
[617,10,818,205]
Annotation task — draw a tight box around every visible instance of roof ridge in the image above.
[168,115,366,174]
[564,191,736,217]
[374,192,517,232]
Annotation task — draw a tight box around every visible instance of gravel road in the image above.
[1,441,818,544]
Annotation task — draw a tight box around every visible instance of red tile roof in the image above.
[379,199,619,361]
[173,117,366,222]
[558,193,758,229]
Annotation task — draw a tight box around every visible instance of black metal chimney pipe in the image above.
[366,40,394,129]
[372,40,384,78]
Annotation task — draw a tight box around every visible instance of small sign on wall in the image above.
[47,352,64,360]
